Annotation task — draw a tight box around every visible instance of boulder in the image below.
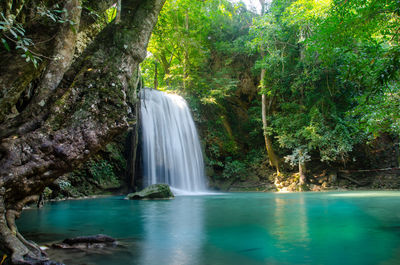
[328,172,337,183]
[126,184,174,200]
[52,234,117,249]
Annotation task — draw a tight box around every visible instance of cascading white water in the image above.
[140,89,207,193]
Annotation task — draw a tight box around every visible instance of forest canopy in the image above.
[141,0,399,181]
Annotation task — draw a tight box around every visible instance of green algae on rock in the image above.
[126,184,174,200]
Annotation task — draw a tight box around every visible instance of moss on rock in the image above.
[126,184,174,200]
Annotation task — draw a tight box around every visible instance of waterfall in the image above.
[140,89,207,193]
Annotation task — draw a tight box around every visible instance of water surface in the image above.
[18,191,400,265]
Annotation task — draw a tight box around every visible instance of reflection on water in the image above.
[140,198,204,265]
[329,191,400,197]
[16,192,400,265]
[272,196,309,247]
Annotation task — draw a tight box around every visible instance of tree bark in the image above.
[299,161,306,185]
[0,0,165,263]
[128,105,140,190]
[183,9,189,90]
[154,61,158,89]
[259,0,267,15]
[0,0,82,139]
[159,52,171,75]
[157,52,172,86]
[0,0,122,137]
[261,92,280,174]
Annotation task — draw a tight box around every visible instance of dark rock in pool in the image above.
[52,234,117,249]
[126,184,174,200]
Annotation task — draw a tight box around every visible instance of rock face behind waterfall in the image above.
[140,89,207,193]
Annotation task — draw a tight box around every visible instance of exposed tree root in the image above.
[0,190,59,264]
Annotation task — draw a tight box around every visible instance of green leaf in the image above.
[15,28,24,36]
[69,24,77,34]
[16,24,25,32]
[9,28,18,38]
[1,38,10,51]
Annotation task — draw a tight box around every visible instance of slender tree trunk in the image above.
[183,9,189,90]
[259,0,266,15]
[261,92,280,175]
[298,149,307,186]
[258,0,280,176]
[158,53,171,85]
[299,161,306,185]
[129,102,140,190]
[154,61,158,89]
[115,0,122,23]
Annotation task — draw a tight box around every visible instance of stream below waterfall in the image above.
[17,191,400,265]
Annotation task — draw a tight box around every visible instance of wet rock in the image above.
[328,172,337,183]
[287,182,297,192]
[23,256,64,265]
[52,234,117,249]
[126,184,174,200]
[310,184,319,191]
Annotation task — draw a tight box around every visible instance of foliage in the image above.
[222,157,247,180]
[352,83,400,138]
[0,12,41,67]
[88,159,119,185]
[143,0,400,180]
[105,5,117,23]
[142,0,253,94]
[58,179,72,190]
[141,0,257,178]
[245,0,399,168]
[0,1,114,67]
[105,142,126,170]
[284,147,310,167]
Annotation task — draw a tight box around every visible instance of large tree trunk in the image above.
[0,0,165,263]
[0,0,83,139]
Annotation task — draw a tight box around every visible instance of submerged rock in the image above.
[126,184,174,200]
[52,234,117,249]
